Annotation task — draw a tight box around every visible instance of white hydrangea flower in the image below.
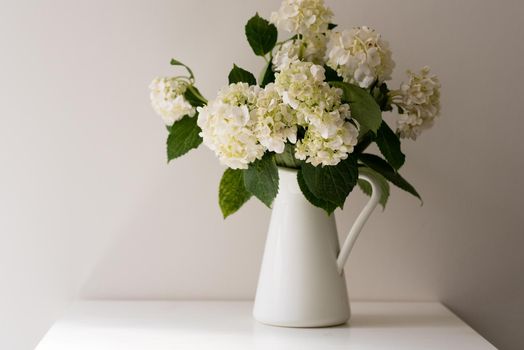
[216,81,259,106]
[273,34,328,71]
[302,103,351,139]
[149,77,196,126]
[274,60,326,113]
[391,67,441,140]
[273,41,301,72]
[295,120,359,166]
[270,0,333,36]
[197,83,264,169]
[253,83,297,153]
[274,60,358,166]
[326,27,395,88]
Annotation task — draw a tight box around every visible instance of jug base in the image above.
[254,313,350,328]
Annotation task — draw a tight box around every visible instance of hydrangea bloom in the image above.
[272,34,327,71]
[197,83,264,169]
[273,41,300,72]
[390,67,441,140]
[326,27,395,88]
[274,60,359,166]
[295,119,359,166]
[270,0,333,36]
[274,59,326,101]
[149,77,196,126]
[253,83,297,153]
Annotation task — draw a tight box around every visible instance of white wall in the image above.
[1,1,523,349]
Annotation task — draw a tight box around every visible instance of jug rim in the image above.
[276,166,298,174]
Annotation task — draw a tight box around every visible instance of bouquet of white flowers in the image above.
[150,0,441,217]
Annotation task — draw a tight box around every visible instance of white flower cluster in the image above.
[252,83,297,153]
[270,0,331,72]
[295,121,359,166]
[197,62,359,169]
[270,0,333,36]
[197,83,264,169]
[274,61,359,166]
[273,34,327,71]
[326,27,395,88]
[391,67,441,140]
[149,77,196,126]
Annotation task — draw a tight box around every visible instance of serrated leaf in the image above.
[167,115,202,162]
[184,86,206,107]
[244,153,279,207]
[357,166,390,209]
[259,60,275,87]
[170,58,194,79]
[274,143,302,169]
[245,13,278,56]
[300,154,358,208]
[376,121,405,170]
[297,169,337,214]
[219,168,252,218]
[228,64,257,85]
[329,81,382,136]
[359,153,421,202]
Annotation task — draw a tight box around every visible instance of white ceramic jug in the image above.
[253,167,382,327]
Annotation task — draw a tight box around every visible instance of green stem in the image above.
[173,76,192,83]
[275,35,298,47]
[274,144,302,169]
[170,59,195,81]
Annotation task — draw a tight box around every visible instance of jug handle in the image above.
[336,172,382,274]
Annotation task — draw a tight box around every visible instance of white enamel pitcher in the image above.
[253,167,382,327]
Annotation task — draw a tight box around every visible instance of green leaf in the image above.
[329,81,382,136]
[259,60,275,87]
[297,169,337,214]
[219,168,252,218]
[184,86,206,107]
[358,153,421,202]
[167,115,202,162]
[228,64,257,85]
[376,121,405,170]
[170,58,194,79]
[300,154,358,208]
[244,153,279,207]
[245,13,278,56]
[358,166,390,209]
[274,143,302,169]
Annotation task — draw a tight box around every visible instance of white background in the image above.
[1,1,523,349]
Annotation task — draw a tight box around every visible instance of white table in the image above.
[36,301,496,350]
